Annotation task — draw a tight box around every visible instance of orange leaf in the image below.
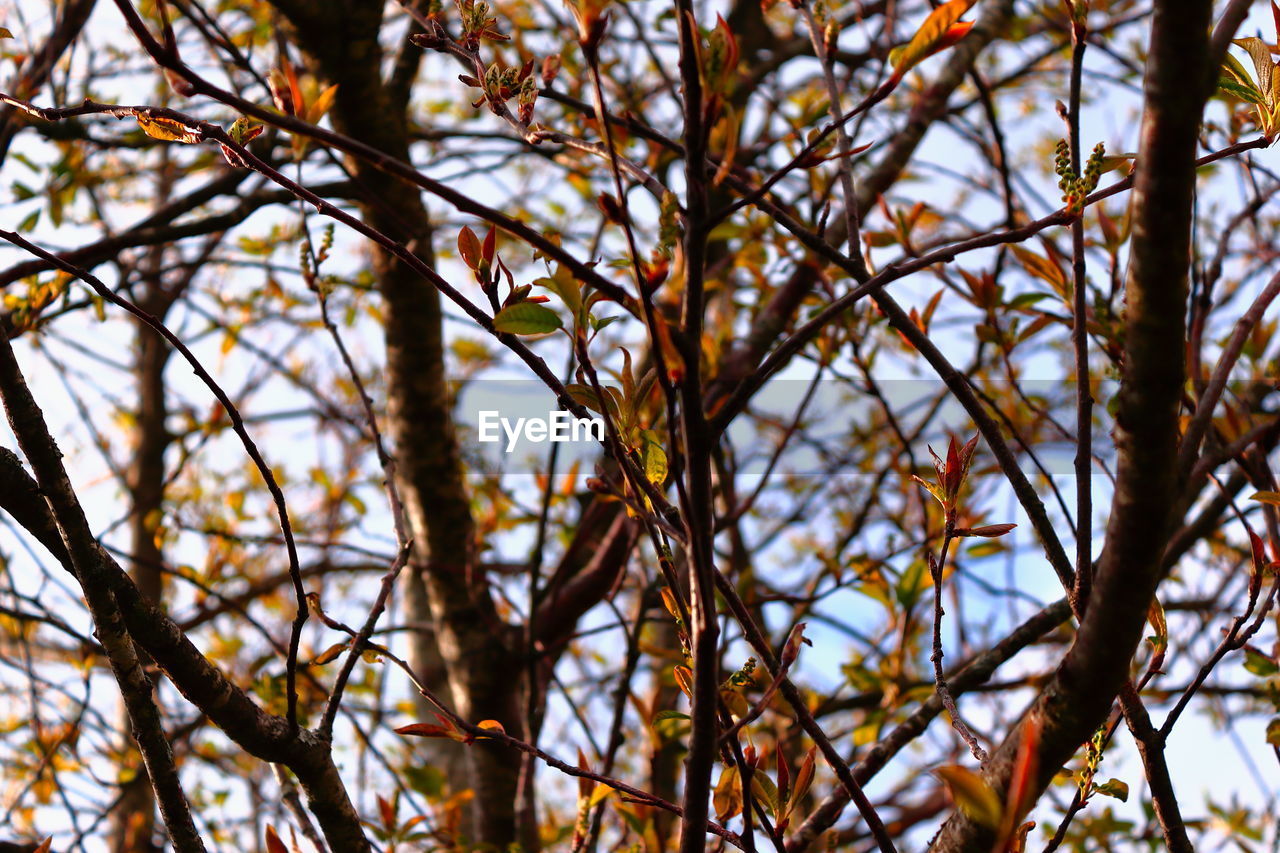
[307,84,339,125]
[673,665,694,699]
[934,21,974,53]
[889,0,976,82]
[476,719,506,736]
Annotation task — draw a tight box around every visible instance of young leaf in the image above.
[311,642,349,665]
[1147,596,1168,659]
[1244,647,1280,677]
[493,301,562,335]
[673,665,694,699]
[1220,75,1267,106]
[641,431,667,485]
[377,793,397,829]
[788,747,817,815]
[458,226,482,270]
[264,826,288,853]
[935,764,1003,829]
[713,765,742,821]
[228,116,263,145]
[751,771,780,816]
[476,719,506,736]
[954,523,1017,538]
[395,713,468,742]
[1092,778,1129,801]
[268,68,296,115]
[1267,717,1280,747]
[136,115,201,144]
[889,0,976,82]
[307,83,339,125]
[1234,38,1275,104]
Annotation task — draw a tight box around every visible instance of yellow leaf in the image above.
[476,719,506,736]
[935,764,1003,829]
[1251,490,1280,505]
[587,783,612,808]
[0,27,13,39]
[713,764,742,821]
[1147,597,1167,648]
[307,84,339,124]
[642,432,667,485]
[136,114,201,144]
[311,642,348,665]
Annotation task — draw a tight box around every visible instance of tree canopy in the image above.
[0,0,1279,850]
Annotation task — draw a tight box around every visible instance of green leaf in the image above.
[533,266,581,314]
[590,314,620,332]
[1223,50,1260,93]
[1093,778,1129,802]
[493,301,562,335]
[1266,717,1280,747]
[1221,76,1267,105]
[653,710,690,722]
[895,558,928,609]
[1007,292,1052,310]
[403,765,446,799]
[1244,648,1280,677]
[751,772,780,816]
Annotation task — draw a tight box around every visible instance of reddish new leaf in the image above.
[264,826,287,853]
[458,226,482,270]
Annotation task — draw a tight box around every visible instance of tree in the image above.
[0,0,1277,849]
